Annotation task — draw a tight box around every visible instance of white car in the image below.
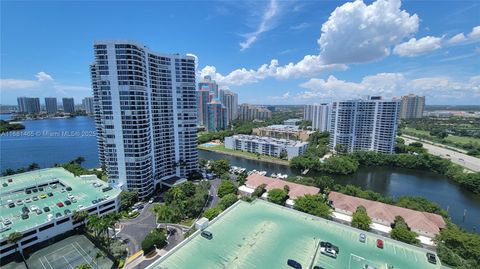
[78,205,84,210]
[320,247,337,258]
[148,198,154,204]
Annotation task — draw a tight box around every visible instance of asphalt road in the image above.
[402,136,480,172]
[206,177,221,209]
[118,203,157,255]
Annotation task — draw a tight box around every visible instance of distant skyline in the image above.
[1,0,479,105]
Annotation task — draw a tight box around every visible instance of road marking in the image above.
[126,250,144,264]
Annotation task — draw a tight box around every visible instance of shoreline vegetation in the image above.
[0,120,25,133]
[198,144,290,166]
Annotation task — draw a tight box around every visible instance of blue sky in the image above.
[1,0,479,105]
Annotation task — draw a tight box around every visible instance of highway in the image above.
[401,136,480,172]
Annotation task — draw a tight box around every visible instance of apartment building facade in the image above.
[91,40,198,198]
[400,94,425,119]
[329,97,400,154]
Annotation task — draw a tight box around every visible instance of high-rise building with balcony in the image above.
[219,89,238,122]
[304,104,330,131]
[206,100,228,132]
[91,40,198,198]
[197,89,212,126]
[44,97,58,114]
[62,97,75,113]
[198,75,218,98]
[82,97,94,115]
[400,94,425,119]
[329,96,400,154]
[17,97,40,114]
[239,104,271,121]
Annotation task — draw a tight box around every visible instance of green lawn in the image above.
[198,144,290,165]
[402,127,480,146]
[445,135,480,145]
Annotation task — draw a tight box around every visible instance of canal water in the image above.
[0,114,478,231]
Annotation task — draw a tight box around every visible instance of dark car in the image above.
[287,259,302,269]
[21,213,29,219]
[55,212,62,218]
[201,230,213,240]
[8,203,15,208]
[43,206,50,212]
[320,241,339,253]
[92,199,98,204]
[32,188,38,193]
[64,209,72,215]
[39,187,44,191]
[426,253,437,264]
[25,190,32,194]
[48,192,53,197]
[65,200,72,205]
[313,267,325,269]
[22,206,30,213]
[66,186,72,191]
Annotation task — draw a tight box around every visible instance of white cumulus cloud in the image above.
[297,73,480,101]
[393,36,443,57]
[318,0,419,64]
[199,56,346,86]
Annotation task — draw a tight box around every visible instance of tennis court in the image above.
[3,235,113,269]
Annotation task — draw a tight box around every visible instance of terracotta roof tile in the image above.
[328,191,446,235]
[245,173,319,199]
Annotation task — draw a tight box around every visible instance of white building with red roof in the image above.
[328,191,446,240]
[239,173,320,206]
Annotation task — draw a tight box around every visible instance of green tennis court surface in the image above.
[2,235,113,269]
[153,200,442,269]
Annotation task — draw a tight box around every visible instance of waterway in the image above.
[0,114,478,231]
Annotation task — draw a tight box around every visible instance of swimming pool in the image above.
[151,200,442,269]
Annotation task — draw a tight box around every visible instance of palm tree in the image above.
[7,232,28,268]
[73,210,89,226]
[87,214,102,238]
[104,213,121,240]
[152,204,173,223]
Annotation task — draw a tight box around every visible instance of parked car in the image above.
[201,230,213,240]
[56,202,64,207]
[320,241,339,253]
[3,219,12,225]
[33,197,39,201]
[16,200,23,205]
[92,199,98,204]
[25,198,32,203]
[287,259,302,269]
[320,247,337,258]
[426,253,437,264]
[376,239,384,249]
[43,206,50,212]
[65,200,72,205]
[40,194,48,199]
[359,233,366,243]
[8,203,15,208]
[64,209,72,215]
[66,186,72,191]
[55,212,62,218]
[21,213,29,219]
[47,192,54,197]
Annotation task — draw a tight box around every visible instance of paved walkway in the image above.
[401,135,480,172]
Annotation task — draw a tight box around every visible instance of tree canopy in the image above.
[267,188,288,205]
[217,180,238,198]
[390,216,419,245]
[293,194,332,219]
[351,206,372,231]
